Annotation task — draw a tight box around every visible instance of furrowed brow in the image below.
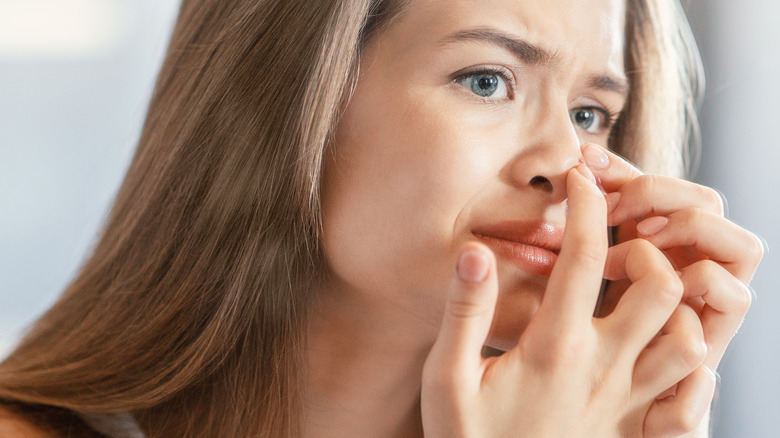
[440,27,558,67]
[441,27,629,98]
[588,74,629,97]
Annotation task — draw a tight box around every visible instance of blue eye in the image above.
[570,107,606,133]
[455,71,509,99]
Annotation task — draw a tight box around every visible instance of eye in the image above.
[454,70,510,99]
[570,107,610,134]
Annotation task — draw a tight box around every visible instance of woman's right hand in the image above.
[421,165,712,437]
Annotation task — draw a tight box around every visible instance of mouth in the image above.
[471,221,563,277]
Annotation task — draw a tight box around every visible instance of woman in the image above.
[0,0,763,436]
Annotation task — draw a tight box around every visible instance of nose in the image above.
[502,108,582,202]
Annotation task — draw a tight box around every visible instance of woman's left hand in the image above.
[581,143,764,436]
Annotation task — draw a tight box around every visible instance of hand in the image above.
[421,165,703,437]
[583,142,761,370]
[583,143,763,436]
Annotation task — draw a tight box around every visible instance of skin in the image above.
[320,0,628,352]
[306,0,761,436]
[0,407,52,438]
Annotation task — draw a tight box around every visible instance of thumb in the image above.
[428,243,499,376]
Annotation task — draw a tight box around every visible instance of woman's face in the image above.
[322,0,627,350]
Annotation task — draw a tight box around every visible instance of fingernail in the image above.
[583,144,609,170]
[577,164,598,186]
[636,216,669,236]
[605,192,620,214]
[457,249,490,283]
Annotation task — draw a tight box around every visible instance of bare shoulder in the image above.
[0,405,57,437]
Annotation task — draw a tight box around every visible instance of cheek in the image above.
[320,90,496,309]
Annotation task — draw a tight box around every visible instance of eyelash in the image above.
[451,66,516,101]
[451,66,621,131]
[579,105,621,132]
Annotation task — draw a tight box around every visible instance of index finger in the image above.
[533,164,608,329]
[582,143,643,192]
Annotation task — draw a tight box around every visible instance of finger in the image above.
[679,260,753,369]
[600,239,683,355]
[607,175,725,226]
[644,366,717,438]
[582,143,726,226]
[427,243,499,381]
[535,165,607,328]
[581,143,642,193]
[636,208,765,283]
[633,304,707,402]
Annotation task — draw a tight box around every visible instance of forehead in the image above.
[383,0,626,74]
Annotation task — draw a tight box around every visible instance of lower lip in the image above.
[474,235,558,276]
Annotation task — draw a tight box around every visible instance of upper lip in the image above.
[471,220,564,254]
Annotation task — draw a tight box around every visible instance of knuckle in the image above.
[628,175,659,211]
[446,289,491,320]
[629,237,656,254]
[677,207,702,228]
[693,260,752,315]
[544,332,592,369]
[628,240,683,300]
[700,185,726,215]
[691,259,716,278]
[553,332,590,368]
[626,240,683,303]
[668,403,704,434]
[734,281,754,315]
[569,241,606,267]
[678,331,707,370]
[746,232,766,264]
[656,271,685,304]
[628,238,663,264]
[446,298,475,319]
[636,174,658,196]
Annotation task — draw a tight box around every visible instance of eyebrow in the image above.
[588,74,629,96]
[440,27,629,97]
[441,27,557,66]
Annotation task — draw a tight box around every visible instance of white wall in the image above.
[0,0,181,355]
[686,1,780,436]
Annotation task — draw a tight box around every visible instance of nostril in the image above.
[529,175,553,193]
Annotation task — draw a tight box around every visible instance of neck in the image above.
[303,278,438,438]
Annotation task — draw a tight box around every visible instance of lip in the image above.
[471,221,564,276]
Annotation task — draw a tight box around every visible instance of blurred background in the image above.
[0,0,777,435]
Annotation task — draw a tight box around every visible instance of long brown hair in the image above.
[0,0,701,436]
